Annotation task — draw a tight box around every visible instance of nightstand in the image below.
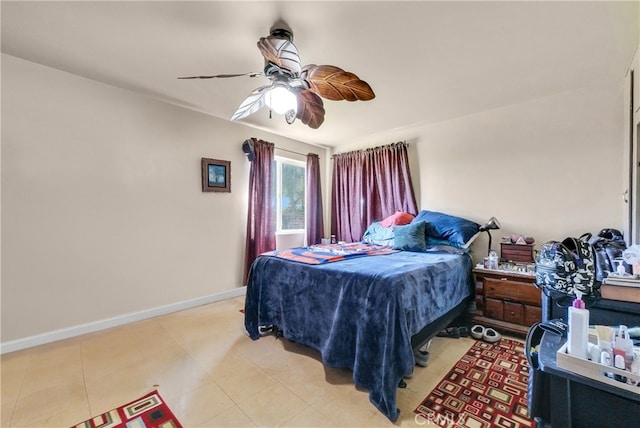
[472,267,542,336]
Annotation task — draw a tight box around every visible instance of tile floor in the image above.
[1,296,477,427]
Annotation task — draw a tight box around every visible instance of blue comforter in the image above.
[244,249,473,421]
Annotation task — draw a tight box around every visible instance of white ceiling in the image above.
[2,1,638,148]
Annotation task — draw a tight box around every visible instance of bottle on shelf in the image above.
[567,290,589,359]
[488,250,499,270]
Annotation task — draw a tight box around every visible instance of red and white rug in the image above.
[71,390,182,428]
[414,338,533,427]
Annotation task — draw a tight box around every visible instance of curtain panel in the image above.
[244,138,275,284]
[331,142,417,243]
[306,153,324,245]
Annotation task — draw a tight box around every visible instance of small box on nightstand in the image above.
[500,243,534,264]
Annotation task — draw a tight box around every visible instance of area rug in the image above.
[71,390,182,428]
[414,338,533,428]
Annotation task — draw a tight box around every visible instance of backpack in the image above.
[587,228,629,281]
[535,236,597,298]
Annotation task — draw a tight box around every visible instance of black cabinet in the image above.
[536,332,640,428]
[542,290,640,326]
[532,292,640,427]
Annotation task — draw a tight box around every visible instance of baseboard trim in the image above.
[1,286,246,354]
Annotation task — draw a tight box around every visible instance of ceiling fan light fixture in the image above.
[181,23,374,129]
[265,85,297,115]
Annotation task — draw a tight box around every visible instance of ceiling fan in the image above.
[178,26,375,129]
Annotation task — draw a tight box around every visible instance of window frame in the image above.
[274,156,307,235]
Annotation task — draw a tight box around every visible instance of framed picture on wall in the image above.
[201,158,231,193]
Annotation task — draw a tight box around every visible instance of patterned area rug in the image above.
[414,338,533,428]
[71,390,182,428]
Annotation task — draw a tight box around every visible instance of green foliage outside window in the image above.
[280,163,305,230]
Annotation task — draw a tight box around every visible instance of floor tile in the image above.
[0,295,481,427]
[236,382,310,427]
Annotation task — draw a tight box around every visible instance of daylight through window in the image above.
[274,157,306,233]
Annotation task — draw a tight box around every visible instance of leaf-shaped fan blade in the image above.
[257,36,302,75]
[178,72,262,79]
[294,89,325,129]
[230,86,270,122]
[302,65,375,101]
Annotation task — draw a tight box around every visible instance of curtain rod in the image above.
[331,140,408,158]
[275,146,311,157]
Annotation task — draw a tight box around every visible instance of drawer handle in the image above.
[510,311,516,316]
[500,278,508,281]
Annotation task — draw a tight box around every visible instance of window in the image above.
[274,157,306,233]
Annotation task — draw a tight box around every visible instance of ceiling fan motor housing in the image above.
[270,28,293,42]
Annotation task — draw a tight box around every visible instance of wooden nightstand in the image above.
[472,267,542,336]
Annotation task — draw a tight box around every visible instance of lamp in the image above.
[264,84,298,115]
[479,216,501,256]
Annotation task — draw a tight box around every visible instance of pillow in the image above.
[412,210,480,248]
[425,236,470,254]
[379,211,415,228]
[393,221,427,252]
[362,221,395,246]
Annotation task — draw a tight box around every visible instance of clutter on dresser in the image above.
[556,291,640,394]
[623,245,640,276]
[557,322,640,393]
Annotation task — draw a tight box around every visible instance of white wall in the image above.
[339,82,626,264]
[1,54,327,346]
[0,56,630,347]
[415,84,624,259]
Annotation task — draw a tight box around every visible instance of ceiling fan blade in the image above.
[178,72,262,79]
[230,85,270,122]
[294,89,325,129]
[257,36,302,75]
[301,65,375,102]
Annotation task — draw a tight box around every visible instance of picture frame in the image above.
[201,158,231,193]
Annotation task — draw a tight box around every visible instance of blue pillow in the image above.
[393,221,427,252]
[425,236,470,254]
[412,210,480,248]
[362,221,395,246]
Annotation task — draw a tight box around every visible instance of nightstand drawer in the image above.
[503,302,524,324]
[485,298,504,320]
[524,305,542,326]
[485,278,541,306]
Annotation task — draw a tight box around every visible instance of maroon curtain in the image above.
[331,151,364,242]
[244,138,275,284]
[331,142,417,242]
[306,153,324,245]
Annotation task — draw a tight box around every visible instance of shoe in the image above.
[471,324,485,340]
[419,339,432,353]
[414,350,430,367]
[482,328,502,343]
[457,326,470,337]
[436,327,460,338]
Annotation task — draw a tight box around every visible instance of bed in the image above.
[243,240,475,421]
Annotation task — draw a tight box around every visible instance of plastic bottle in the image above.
[567,290,589,359]
[614,325,634,371]
[488,250,498,270]
[600,340,613,366]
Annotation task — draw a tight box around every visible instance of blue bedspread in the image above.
[244,249,473,421]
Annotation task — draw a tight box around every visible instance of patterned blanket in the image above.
[264,242,396,264]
